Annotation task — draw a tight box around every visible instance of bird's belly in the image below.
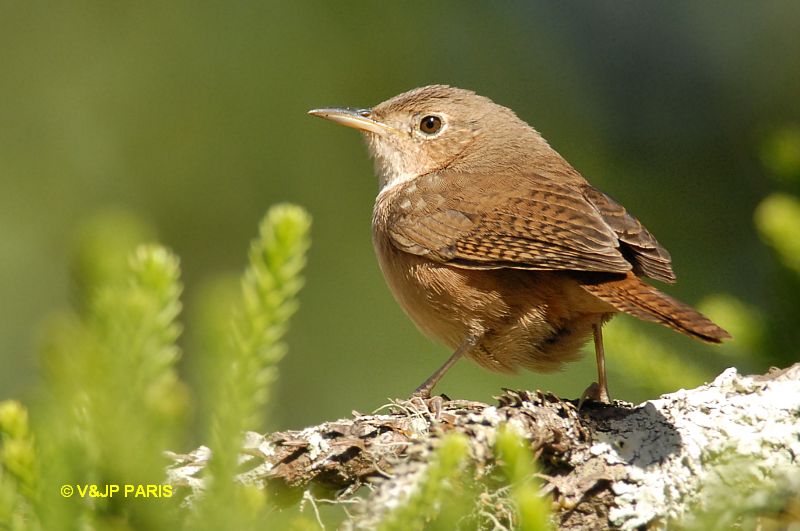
[373,235,477,348]
[372,231,615,374]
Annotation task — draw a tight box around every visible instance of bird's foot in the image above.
[410,385,432,400]
[405,392,447,419]
[577,381,610,410]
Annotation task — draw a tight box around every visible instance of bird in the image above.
[308,85,730,402]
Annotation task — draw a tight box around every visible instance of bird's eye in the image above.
[419,115,442,135]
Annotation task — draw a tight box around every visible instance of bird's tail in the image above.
[580,272,731,343]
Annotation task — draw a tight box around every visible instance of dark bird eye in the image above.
[419,115,442,135]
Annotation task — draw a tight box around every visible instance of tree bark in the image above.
[167,364,800,529]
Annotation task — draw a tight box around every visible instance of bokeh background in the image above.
[2,2,799,434]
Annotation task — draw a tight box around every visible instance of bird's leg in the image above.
[412,335,479,398]
[590,323,611,403]
[578,323,611,407]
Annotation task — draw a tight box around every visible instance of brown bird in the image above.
[309,85,730,402]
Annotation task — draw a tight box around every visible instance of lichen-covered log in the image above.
[167,364,800,529]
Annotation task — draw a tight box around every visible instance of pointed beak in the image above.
[307,107,393,136]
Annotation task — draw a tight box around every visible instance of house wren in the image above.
[309,85,730,402]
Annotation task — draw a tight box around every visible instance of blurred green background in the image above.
[1,2,799,433]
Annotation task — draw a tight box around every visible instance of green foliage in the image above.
[36,243,187,530]
[0,204,311,530]
[378,433,475,531]
[0,401,37,530]
[215,203,311,432]
[495,427,552,531]
[70,209,160,308]
[0,402,36,495]
[198,204,311,530]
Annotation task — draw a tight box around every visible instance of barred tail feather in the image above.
[580,272,731,343]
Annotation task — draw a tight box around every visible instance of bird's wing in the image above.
[384,170,641,274]
[581,186,676,283]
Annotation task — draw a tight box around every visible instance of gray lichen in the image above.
[604,365,800,529]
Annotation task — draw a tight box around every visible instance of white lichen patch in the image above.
[238,432,276,483]
[164,445,213,503]
[304,430,329,461]
[604,366,800,529]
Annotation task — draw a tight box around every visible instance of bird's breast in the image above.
[371,217,475,348]
[371,190,532,348]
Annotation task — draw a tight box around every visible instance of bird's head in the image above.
[309,85,551,190]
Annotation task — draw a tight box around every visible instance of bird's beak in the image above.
[307,107,393,136]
